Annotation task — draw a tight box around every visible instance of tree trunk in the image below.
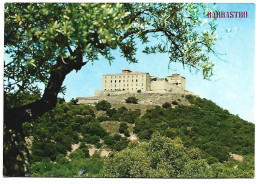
[3,56,86,176]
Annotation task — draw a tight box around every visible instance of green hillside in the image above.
[23,95,254,177]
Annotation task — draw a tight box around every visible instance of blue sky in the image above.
[63,3,255,123]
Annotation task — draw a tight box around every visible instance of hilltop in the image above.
[23,94,254,177]
[77,92,193,114]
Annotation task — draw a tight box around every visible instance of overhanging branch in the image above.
[4,54,86,130]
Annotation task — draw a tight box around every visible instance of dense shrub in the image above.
[104,135,115,146]
[112,137,129,151]
[30,150,103,177]
[113,134,122,141]
[162,102,171,108]
[103,134,129,151]
[95,100,111,111]
[103,135,214,178]
[26,94,254,178]
[70,98,78,105]
[97,116,110,122]
[83,134,100,144]
[185,94,195,103]
[138,129,153,140]
[119,122,128,134]
[124,129,130,137]
[95,142,103,149]
[84,122,107,138]
[106,108,117,117]
[111,113,121,121]
[121,109,141,124]
[57,97,66,104]
[125,97,138,104]
[172,100,179,105]
[79,142,88,149]
[135,96,254,163]
[117,106,128,114]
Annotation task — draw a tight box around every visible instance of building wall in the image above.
[166,74,186,89]
[102,73,149,92]
[99,69,186,96]
[77,97,99,104]
[145,73,151,91]
[151,80,184,93]
[150,80,166,92]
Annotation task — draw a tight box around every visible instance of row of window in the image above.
[104,74,145,79]
[105,79,143,83]
[104,88,144,91]
[105,83,144,88]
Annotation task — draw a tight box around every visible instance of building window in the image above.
[111,80,112,83]
[123,84,125,87]
[132,79,133,82]
[119,80,121,82]
[119,76,121,78]
[123,80,125,82]
[127,84,129,86]
[136,84,138,86]
[115,80,117,83]
[142,83,143,86]
[136,79,138,82]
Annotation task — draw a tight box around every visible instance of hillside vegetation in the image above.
[23,95,254,177]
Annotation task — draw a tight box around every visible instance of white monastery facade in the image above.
[95,68,186,96]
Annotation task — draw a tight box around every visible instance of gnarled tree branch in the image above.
[4,54,86,130]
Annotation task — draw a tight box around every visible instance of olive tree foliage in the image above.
[4,3,218,176]
[103,134,213,178]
